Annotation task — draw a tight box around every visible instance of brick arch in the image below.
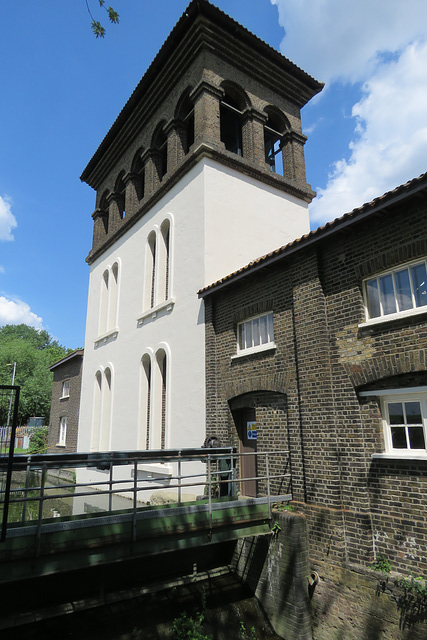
[224,373,289,401]
[344,349,427,388]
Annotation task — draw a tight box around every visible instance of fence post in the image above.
[207,454,212,535]
[132,460,138,542]
[36,463,47,555]
[177,452,182,505]
[266,452,271,520]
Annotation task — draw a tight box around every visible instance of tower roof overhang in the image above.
[80,0,323,190]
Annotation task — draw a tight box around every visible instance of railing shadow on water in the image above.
[0,448,293,543]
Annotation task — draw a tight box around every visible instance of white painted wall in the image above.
[77,158,309,496]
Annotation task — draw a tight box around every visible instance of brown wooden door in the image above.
[234,408,257,497]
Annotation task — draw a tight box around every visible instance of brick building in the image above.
[200,172,427,634]
[48,349,83,453]
[77,0,321,492]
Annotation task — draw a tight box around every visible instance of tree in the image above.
[0,325,73,425]
[85,1,120,38]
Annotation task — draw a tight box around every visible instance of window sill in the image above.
[231,343,276,361]
[359,306,427,330]
[372,452,427,461]
[56,443,66,448]
[137,298,175,327]
[94,328,119,347]
[60,396,69,401]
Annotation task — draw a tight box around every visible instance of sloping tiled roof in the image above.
[199,171,427,297]
[49,349,84,371]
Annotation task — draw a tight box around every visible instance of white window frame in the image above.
[360,387,427,458]
[58,417,67,447]
[361,258,427,326]
[61,380,70,399]
[235,311,275,357]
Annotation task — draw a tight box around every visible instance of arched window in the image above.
[159,219,170,302]
[132,149,145,201]
[220,90,244,156]
[99,262,120,336]
[115,172,126,219]
[176,90,195,155]
[152,124,168,181]
[91,370,102,450]
[108,262,119,330]
[139,353,152,449]
[151,349,167,450]
[99,269,109,335]
[144,231,156,310]
[100,367,112,450]
[264,109,288,175]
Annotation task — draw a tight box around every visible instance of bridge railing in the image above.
[0,447,292,542]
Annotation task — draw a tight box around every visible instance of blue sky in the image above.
[1,1,427,350]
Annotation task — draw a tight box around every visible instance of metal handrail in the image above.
[0,448,292,542]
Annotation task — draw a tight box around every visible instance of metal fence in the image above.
[0,447,292,542]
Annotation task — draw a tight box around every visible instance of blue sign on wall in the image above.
[247,421,257,440]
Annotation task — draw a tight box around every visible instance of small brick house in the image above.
[200,172,427,585]
[48,349,83,453]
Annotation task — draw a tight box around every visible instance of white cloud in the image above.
[0,196,17,241]
[270,0,427,225]
[310,40,427,224]
[0,266,5,274]
[271,0,427,84]
[0,296,44,330]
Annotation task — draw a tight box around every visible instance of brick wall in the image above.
[205,189,427,635]
[48,353,83,453]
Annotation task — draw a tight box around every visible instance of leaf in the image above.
[107,7,120,24]
[91,20,106,38]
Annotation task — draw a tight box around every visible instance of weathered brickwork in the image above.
[48,350,83,453]
[204,178,427,636]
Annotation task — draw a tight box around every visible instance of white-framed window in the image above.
[360,387,427,457]
[61,380,70,398]
[237,312,274,354]
[382,395,427,454]
[364,259,427,321]
[58,417,67,447]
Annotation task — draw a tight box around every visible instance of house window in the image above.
[58,417,67,446]
[238,312,274,354]
[383,395,427,453]
[61,380,70,398]
[364,259,427,320]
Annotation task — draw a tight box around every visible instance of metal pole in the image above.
[132,460,137,542]
[1,384,20,542]
[207,454,212,534]
[266,452,271,520]
[177,452,182,506]
[5,363,16,431]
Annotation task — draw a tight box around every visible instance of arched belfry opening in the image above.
[220,84,248,157]
[175,89,195,156]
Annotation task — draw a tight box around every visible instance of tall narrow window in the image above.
[100,367,112,451]
[140,354,152,450]
[220,94,243,156]
[61,380,70,399]
[153,126,168,181]
[152,349,167,450]
[58,417,67,446]
[159,219,170,302]
[99,269,109,335]
[91,371,102,451]
[132,150,145,201]
[144,232,157,310]
[264,111,285,175]
[108,262,119,331]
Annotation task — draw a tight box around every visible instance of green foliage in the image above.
[28,426,49,454]
[239,621,257,639]
[86,1,120,38]
[0,324,73,424]
[172,610,211,640]
[372,553,392,574]
[273,502,296,513]
[271,521,281,537]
